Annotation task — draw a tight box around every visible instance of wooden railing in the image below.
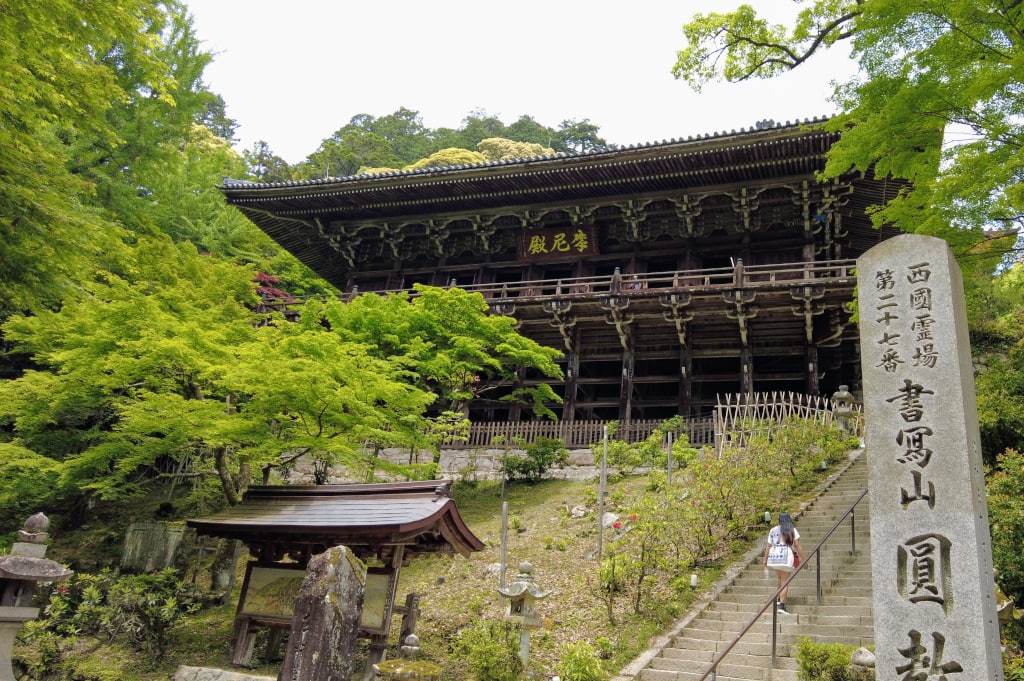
[457,417,717,449]
[444,392,861,451]
[450,259,857,302]
[257,259,859,311]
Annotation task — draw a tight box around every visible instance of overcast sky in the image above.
[184,1,856,164]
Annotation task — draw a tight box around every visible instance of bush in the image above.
[28,568,201,658]
[501,437,568,483]
[796,637,873,681]
[557,640,607,680]
[989,448,1024,609]
[450,619,522,681]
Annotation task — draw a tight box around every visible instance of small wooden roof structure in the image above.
[187,480,484,568]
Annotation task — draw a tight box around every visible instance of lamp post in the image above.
[497,562,550,668]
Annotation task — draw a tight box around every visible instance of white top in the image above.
[767,525,800,546]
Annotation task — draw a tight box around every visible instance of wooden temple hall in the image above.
[220,118,902,423]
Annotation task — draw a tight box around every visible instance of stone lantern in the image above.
[831,384,855,434]
[0,513,73,681]
[497,562,550,667]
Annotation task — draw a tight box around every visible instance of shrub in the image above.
[795,637,873,681]
[557,640,607,680]
[450,619,522,681]
[501,437,568,483]
[30,568,201,658]
[989,448,1024,610]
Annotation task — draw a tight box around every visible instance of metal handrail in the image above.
[698,487,869,680]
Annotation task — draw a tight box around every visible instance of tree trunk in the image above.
[214,446,242,506]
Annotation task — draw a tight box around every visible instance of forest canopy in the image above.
[0,0,574,523]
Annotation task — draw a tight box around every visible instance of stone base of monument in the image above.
[172,665,274,681]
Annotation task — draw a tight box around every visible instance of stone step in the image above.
[633,452,874,681]
[640,670,798,681]
[649,651,801,675]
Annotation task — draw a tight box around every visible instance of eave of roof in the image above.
[187,481,485,557]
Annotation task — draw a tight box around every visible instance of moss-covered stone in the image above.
[374,658,442,680]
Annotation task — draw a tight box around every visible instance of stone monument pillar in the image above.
[277,546,366,681]
[0,514,73,681]
[858,234,1003,680]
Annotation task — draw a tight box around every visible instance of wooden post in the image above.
[398,593,421,646]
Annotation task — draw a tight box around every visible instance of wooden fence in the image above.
[452,392,860,451]
[713,391,863,451]
[459,417,716,449]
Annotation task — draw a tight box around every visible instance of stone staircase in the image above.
[632,450,873,681]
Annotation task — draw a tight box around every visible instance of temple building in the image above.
[220,118,901,425]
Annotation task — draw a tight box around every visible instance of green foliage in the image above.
[0,0,228,311]
[501,437,569,483]
[0,443,61,527]
[320,285,563,418]
[1007,654,1024,681]
[25,569,201,659]
[973,262,1024,459]
[1005,619,1024,681]
[673,1,1024,257]
[679,444,771,563]
[556,119,609,153]
[767,416,850,481]
[988,448,1024,606]
[598,418,698,475]
[294,107,606,180]
[449,619,523,681]
[795,637,873,681]
[611,494,680,615]
[556,640,607,681]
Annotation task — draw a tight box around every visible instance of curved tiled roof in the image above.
[222,116,828,191]
[188,480,484,560]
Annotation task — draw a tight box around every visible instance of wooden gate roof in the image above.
[187,480,484,566]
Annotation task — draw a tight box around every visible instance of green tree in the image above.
[988,448,1024,606]
[222,310,439,486]
[0,0,237,314]
[453,109,509,149]
[369,107,435,165]
[0,237,262,506]
[672,1,1023,257]
[555,118,609,153]
[973,263,1024,459]
[506,115,559,147]
[243,140,294,182]
[319,285,564,418]
[0,0,155,311]
[299,127,394,179]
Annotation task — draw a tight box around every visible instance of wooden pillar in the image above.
[805,345,820,395]
[563,353,579,423]
[679,348,692,416]
[618,349,634,423]
[740,347,753,398]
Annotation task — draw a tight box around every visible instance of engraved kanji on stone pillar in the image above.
[858,234,1002,681]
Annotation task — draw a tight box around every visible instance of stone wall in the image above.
[284,447,601,485]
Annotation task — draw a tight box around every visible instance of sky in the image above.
[184,1,857,165]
